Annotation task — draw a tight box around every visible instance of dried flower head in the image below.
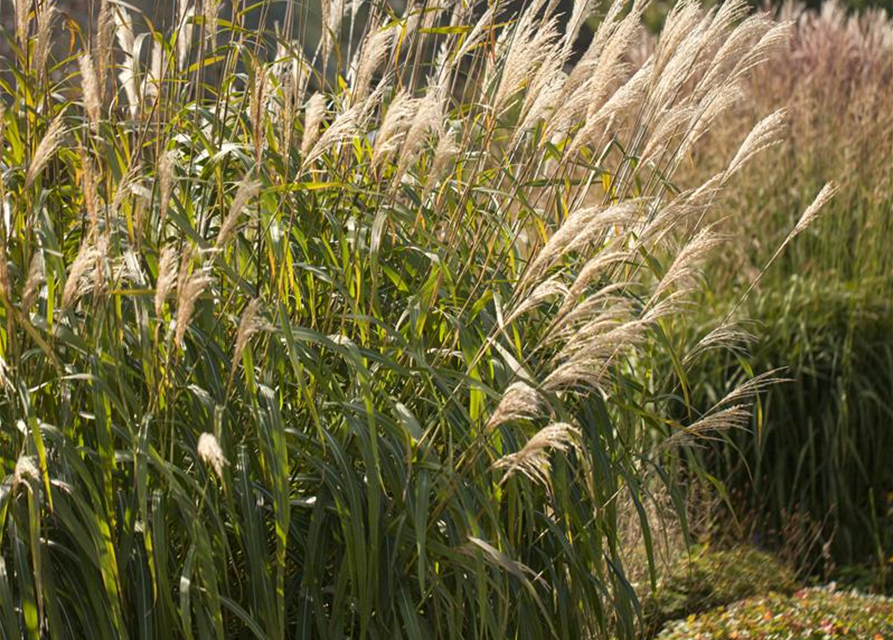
[197,432,227,481]
[155,245,179,317]
[13,455,40,491]
[494,422,580,486]
[175,268,214,348]
[25,113,66,189]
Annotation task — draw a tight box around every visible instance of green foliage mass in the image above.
[643,545,799,633]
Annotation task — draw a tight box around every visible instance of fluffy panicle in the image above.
[684,321,756,364]
[22,252,45,311]
[322,0,345,59]
[663,404,752,449]
[217,177,261,249]
[422,130,459,199]
[492,14,560,116]
[549,290,634,344]
[159,150,175,220]
[453,5,497,63]
[372,91,418,169]
[726,109,788,178]
[14,0,31,45]
[231,299,268,382]
[203,0,221,43]
[175,268,214,348]
[651,228,724,302]
[524,202,643,288]
[394,88,445,184]
[494,423,580,486]
[791,181,839,239]
[62,239,101,309]
[543,320,646,393]
[96,0,115,98]
[486,382,543,431]
[303,92,379,167]
[249,72,270,161]
[301,93,327,159]
[197,433,227,481]
[352,24,394,103]
[13,455,40,491]
[568,249,633,298]
[155,245,179,317]
[729,21,793,83]
[81,156,100,231]
[710,370,787,411]
[506,278,570,326]
[696,13,774,99]
[25,113,66,189]
[34,1,58,74]
[80,52,102,132]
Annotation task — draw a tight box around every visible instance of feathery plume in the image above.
[486,382,543,431]
[506,277,570,326]
[175,268,213,348]
[159,150,175,220]
[62,239,100,309]
[684,321,756,364]
[791,181,839,239]
[662,404,751,449]
[394,89,444,182]
[494,422,580,486]
[303,92,378,168]
[231,298,267,376]
[423,130,459,199]
[13,455,40,491]
[652,228,723,301]
[301,93,327,159]
[155,245,179,317]
[96,0,115,100]
[726,109,787,178]
[81,155,100,231]
[203,0,221,43]
[14,0,31,46]
[352,24,394,103]
[25,113,66,189]
[372,90,417,169]
[80,52,102,132]
[216,177,261,249]
[33,1,58,75]
[197,432,227,481]
[22,252,45,311]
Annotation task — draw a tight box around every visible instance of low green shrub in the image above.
[657,587,893,639]
[643,545,799,633]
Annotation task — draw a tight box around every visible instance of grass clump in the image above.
[0,0,833,637]
[643,545,799,633]
[657,587,893,639]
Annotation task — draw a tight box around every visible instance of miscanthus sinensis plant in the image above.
[0,0,833,638]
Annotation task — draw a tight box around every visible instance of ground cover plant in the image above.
[641,544,799,633]
[657,587,893,639]
[0,0,835,637]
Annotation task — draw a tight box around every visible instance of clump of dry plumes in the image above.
[0,0,830,638]
[669,0,893,286]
